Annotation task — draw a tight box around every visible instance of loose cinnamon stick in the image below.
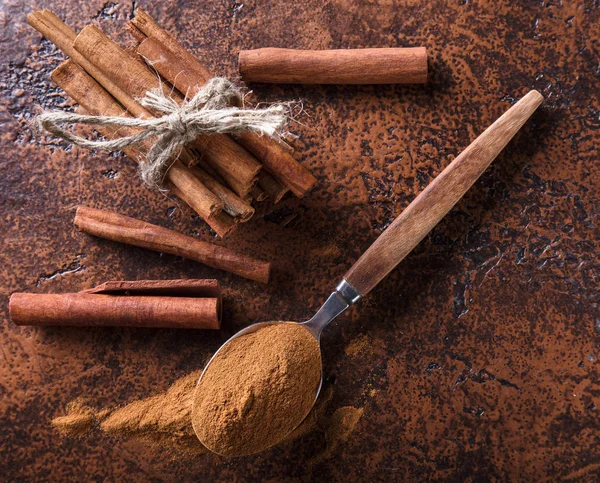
[131,12,317,197]
[9,293,220,329]
[83,279,221,298]
[238,47,428,84]
[51,61,225,224]
[73,24,261,198]
[74,206,271,283]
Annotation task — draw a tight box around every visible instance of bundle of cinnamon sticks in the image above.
[28,9,317,238]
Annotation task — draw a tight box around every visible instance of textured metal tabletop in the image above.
[1,0,599,480]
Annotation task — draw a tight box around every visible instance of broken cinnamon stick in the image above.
[238,47,428,84]
[9,293,220,329]
[82,278,221,297]
[74,206,271,283]
[72,24,261,198]
[131,11,317,197]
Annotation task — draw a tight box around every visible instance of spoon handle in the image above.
[344,90,543,297]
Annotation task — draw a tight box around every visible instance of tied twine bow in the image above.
[36,78,288,187]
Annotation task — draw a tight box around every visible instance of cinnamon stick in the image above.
[235,130,315,197]
[190,153,252,205]
[9,293,220,329]
[188,166,254,222]
[204,212,239,238]
[74,206,271,283]
[72,24,261,198]
[128,10,212,86]
[257,171,289,203]
[169,185,238,238]
[130,11,317,197]
[250,185,268,202]
[82,279,221,297]
[238,47,428,84]
[51,61,225,224]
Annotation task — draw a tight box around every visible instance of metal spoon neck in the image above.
[302,279,362,338]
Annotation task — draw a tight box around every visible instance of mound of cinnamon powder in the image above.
[191,322,321,456]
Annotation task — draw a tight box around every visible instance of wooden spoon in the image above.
[192,90,544,456]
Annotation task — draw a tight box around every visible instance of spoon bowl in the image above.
[192,319,325,456]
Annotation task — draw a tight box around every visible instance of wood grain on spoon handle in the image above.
[344,90,543,296]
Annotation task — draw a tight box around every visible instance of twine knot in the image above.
[36,78,288,187]
[171,112,189,138]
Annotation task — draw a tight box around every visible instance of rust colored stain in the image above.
[1,0,599,480]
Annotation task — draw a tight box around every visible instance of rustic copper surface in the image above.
[1,1,599,480]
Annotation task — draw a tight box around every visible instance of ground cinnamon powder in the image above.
[311,406,364,463]
[52,323,365,458]
[52,371,207,455]
[191,322,322,456]
[52,400,108,437]
[52,369,362,459]
[100,371,205,454]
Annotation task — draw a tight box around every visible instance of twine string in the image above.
[36,78,287,187]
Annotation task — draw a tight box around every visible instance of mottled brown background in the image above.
[1,0,599,481]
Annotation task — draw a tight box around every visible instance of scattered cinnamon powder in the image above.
[192,322,322,456]
[344,333,371,357]
[327,406,363,446]
[52,371,206,455]
[100,371,205,455]
[52,399,105,437]
[311,406,364,463]
[52,368,363,459]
